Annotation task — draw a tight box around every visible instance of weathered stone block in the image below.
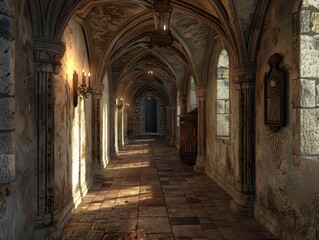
[216,100,225,113]
[217,68,229,79]
[0,2,11,21]
[0,154,15,184]
[302,0,319,9]
[225,100,230,114]
[311,11,319,33]
[0,131,14,154]
[300,35,319,78]
[316,81,319,106]
[217,79,229,99]
[0,98,15,130]
[300,109,319,156]
[217,113,229,137]
[0,37,12,96]
[300,10,311,33]
[300,79,316,107]
[0,15,11,36]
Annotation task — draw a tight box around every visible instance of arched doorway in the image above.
[141,96,159,135]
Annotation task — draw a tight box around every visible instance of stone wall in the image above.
[205,48,236,197]
[0,0,36,239]
[255,1,319,239]
[54,17,93,231]
[129,90,167,137]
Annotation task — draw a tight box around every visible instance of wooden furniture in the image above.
[179,108,198,164]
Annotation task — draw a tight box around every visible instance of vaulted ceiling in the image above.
[29,0,266,105]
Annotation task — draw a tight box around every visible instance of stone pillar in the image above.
[170,102,176,146]
[115,99,123,152]
[194,86,207,172]
[33,37,65,233]
[123,105,129,145]
[165,106,171,139]
[179,96,186,115]
[230,63,256,216]
[92,83,104,178]
[109,97,117,158]
[118,103,123,149]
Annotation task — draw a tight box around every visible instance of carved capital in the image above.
[231,63,256,84]
[33,37,66,74]
[195,86,207,99]
[92,82,105,99]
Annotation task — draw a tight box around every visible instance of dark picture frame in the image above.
[264,53,285,132]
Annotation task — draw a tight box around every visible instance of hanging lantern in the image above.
[151,0,174,47]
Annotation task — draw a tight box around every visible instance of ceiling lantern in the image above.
[151,0,174,47]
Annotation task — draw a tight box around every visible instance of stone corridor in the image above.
[62,138,277,240]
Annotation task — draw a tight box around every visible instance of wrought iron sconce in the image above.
[116,98,123,110]
[151,0,174,47]
[73,69,93,107]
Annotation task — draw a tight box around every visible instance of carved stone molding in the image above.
[231,63,256,85]
[195,86,207,100]
[92,82,105,99]
[33,37,66,74]
[230,63,256,217]
[194,85,207,172]
[33,37,65,234]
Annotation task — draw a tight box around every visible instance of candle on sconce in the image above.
[84,72,87,87]
[88,72,91,87]
[82,69,85,85]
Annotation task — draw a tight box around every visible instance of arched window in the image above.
[216,49,230,138]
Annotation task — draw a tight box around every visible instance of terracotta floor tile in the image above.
[62,137,277,240]
[172,225,206,238]
[138,217,172,234]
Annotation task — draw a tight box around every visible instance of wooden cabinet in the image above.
[179,108,198,164]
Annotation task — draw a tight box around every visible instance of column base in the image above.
[93,167,107,180]
[230,193,255,217]
[111,151,117,159]
[194,156,206,172]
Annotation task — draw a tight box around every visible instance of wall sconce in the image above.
[73,69,93,107]
[151,0,174,47]
[116,98,123,110]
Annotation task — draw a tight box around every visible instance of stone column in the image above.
[194,86,207,172]
[123,105,129,145]
[109,97,117,158]
[92,83,104,178]
[170,102,176,146]
[230,63,256,216]
[33,37,65,231]
[179,96,186,115]
[115,99,123,152]
[118,102,123,149]
[165,106,171,139]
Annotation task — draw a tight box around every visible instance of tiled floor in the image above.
[62,137,277,240]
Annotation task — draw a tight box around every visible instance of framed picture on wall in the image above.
[264,53,286,132]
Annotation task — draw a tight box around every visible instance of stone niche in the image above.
[129,89,167,137]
